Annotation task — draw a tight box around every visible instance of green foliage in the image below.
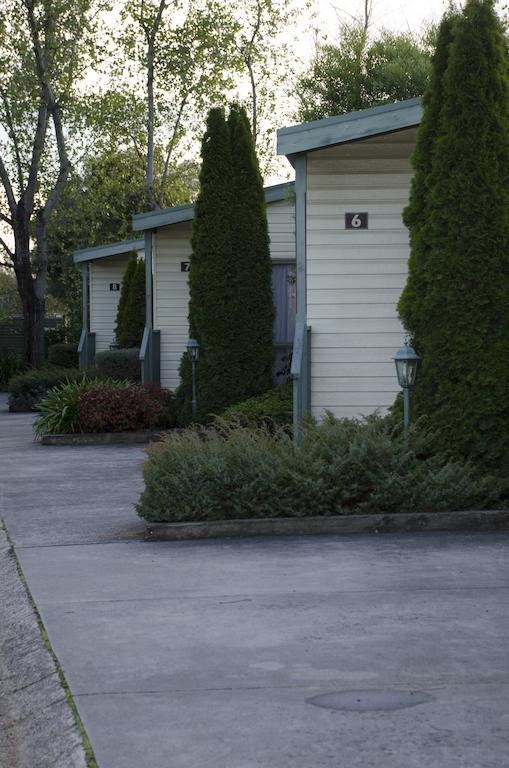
[399,0,509,470]
[77,383,175,433]
[181,106,234,420]
[47,343,78,369]
[33,376,115,437]
[178,105,275,421]
[114,253,144,349]
[227,104,275,396]
[0,351,23,390]
[47,148,196,339]
[399,13,458,339]
[220,383,292,428]
[137,414,504,523]
[296,23,431,122]
[8,367,82,411]
[95,348,141,383]
[123,257,146,349]
[0,270,21,322]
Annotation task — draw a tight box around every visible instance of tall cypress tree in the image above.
[227,104,275,399]
[398,13,458,340]
[115,252,138,347]
[122,257,146,348]
[406,0,509,469]
[181,107,235,420]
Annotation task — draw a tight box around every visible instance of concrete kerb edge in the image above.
[40,430,169,446]
[145,509,509,541]
[0,520,98,768]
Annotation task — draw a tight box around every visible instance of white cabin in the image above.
[277,98,422,426]
[132,183,296,390]
[74,239,144,365]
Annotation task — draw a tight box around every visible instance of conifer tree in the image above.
[115,252,138,346]
[115,254,145,348]
[179,107,235,420]
[227,104,275,398]
[403,0,509,469]
[398,13,458,340]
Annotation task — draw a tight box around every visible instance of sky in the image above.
[308,0,449,39]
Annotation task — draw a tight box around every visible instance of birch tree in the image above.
[0,0,103,366]
[120,0,237,209]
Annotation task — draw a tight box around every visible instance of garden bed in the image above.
[145,509,509,541]
[41,430,170,445]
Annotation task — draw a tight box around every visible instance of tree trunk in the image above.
[13,220,46,369]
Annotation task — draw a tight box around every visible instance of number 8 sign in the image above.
[345,212,368,229]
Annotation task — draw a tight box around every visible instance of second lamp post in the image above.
[394,341,420,430]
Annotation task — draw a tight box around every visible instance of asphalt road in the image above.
[1,395,509,768]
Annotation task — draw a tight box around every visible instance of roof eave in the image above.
[277,98,422,157]
[73,238,145,264]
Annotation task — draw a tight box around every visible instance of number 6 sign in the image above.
[345,212,368,229]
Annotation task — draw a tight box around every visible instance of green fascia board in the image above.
[73,238,145,264]
[277,97,422,158]
[132,182,295,233]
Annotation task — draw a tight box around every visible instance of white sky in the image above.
[307,0,449,39]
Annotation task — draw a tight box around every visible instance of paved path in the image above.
[1,397,509,767]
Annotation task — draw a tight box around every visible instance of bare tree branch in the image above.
[24,97,49,215]
[0,89,24,194]
[158,94,188,207]
[0,154,17,220]
[0,236,14,260]
[243,0,262,141]
[0,210,13,227]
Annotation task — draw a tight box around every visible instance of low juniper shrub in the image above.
[220,382,292,429]
[47,342,79,369]
[95,348,141,383]
[8,367,82,411]
[0,350,23,390]
[136,413,506,523]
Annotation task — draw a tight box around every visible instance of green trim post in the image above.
[291,154,310,439]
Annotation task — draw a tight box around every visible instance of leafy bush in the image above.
[137,414,505,523]
[95,348,141,382]
[8,367,82,411]
[33,376,119,436]
[47,342,78,369]
[220,383,292,428]
[0,351,23,390]
[77,384,175,433]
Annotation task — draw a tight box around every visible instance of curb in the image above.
[41,430,169,446]
[145,509,509,541]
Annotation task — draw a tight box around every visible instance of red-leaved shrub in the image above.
[77,384,176,433]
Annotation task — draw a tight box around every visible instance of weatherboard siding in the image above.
[306,128,416,419]
[89,254,130,353]
[154,199,296,391]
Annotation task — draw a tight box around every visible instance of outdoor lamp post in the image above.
[394,341,420,430]
[186,338,200,415]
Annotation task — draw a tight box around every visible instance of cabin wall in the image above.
[89,254,129,353]
[154,199,296,391]
[305,128,416,419]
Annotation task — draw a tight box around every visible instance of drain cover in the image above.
[307,689,433,712]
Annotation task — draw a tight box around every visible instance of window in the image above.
[272,262,296,383]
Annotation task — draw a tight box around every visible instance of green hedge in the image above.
[95,348,141,382]
[0,351,23,390]
[47,342,79,369]
[8,367,82,411]
[137,414,505,523]
[220,383,292,428]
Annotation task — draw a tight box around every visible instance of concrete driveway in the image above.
[1,395,509,768]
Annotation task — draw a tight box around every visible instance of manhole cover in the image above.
[306,689,433,712]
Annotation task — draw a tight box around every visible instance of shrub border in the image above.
[145,509,509,541]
